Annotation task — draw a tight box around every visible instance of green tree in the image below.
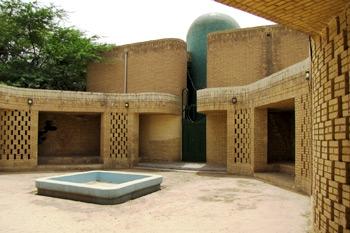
[0,0,111,90]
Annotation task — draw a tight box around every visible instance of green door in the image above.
[182,117,206,162]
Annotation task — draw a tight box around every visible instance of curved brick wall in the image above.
[207,25,309,88]
[0,85,181,170]
[198,59,313,194]
[87,39,187,97]
[311,7,350,232]
[213,0,350,231]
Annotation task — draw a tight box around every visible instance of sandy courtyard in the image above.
[0,169,311,233]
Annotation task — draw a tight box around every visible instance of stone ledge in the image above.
[0,85,181,114]
[102,38,187,59]
[197,59,310,112]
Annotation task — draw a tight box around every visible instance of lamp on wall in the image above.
[305,70,310,81]
[231,96,238,104]
[27,98,33,106]
[124,102,129,108]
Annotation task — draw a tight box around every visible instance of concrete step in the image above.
[36,163,104,171]
[136,162,227,173]
[38,156,102,165]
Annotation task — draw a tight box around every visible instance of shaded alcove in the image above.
[267,110,295,164]
[139,114,181,162]
[253,98,296,176]
[38,112,101,165]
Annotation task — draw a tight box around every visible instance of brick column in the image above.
[128,113,139,166]
[30,110,39,167]
[227,108,253,175]
[252,108,268,172]
[295,94,312,195]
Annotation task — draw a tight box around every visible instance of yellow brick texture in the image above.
[0,109,37,168]
[207,25,309,87]
[38,112,100,158]
[198,59,313,193]
[109,112,128,160]
[295,93,313,194]
[139,114,181,162]
[87,39,187,97]
[252,108,268,172]
[216,0,348,35]
[0,84,181,170]
[311,6,350,232]
[206,112,227,166]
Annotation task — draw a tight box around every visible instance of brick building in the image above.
[0,1,349,232]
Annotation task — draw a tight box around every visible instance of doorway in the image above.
[267,110,295,168]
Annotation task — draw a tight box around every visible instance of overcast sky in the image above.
[38,0,274,45]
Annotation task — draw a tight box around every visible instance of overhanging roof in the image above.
[216,0,349,35]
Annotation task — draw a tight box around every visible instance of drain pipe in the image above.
[124,50,128,93]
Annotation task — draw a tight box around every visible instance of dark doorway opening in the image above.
[38,112,101,165]
[181,59,206,162]
[267,110,295,164]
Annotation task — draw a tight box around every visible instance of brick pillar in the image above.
[311,6,350,232]
[30,110,39,167]
[206,112,227,166]
[227,108,253,175]
[0,109,37,169]
[128,113,139,166]
[103,111,131,168]
[295,94,312,194]
[100,111,110,164]
[252,108,268,172]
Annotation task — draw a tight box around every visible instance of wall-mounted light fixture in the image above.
[124,102,129,108]
[231,96,238,104]
[305,70,310,81]
[27,98,33,106]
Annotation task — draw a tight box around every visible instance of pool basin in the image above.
[35,170,163,204]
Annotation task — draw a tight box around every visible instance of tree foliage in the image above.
[0,0,112,90]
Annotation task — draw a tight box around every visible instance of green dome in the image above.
[187,13,240,89]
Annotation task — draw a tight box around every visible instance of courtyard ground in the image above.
[0,169,311,233]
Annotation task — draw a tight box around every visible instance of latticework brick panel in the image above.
[232,109,251,164]
[0,109,31,161]
[311,6,350,232]
[109,112,128,159]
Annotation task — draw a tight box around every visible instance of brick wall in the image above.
[295,93,313,194]
[198,59,313,192]
[38,112,100,158]
[311,6,350,232]
[206,112,227,166]
[87,60,124,93]
[211,1,350,232]
[253,108,268,172]
[139,114,181,162]
[0,85,181,170]
[87,39,187,97]
[207,25,309,88]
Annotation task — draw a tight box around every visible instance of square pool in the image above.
[36,170,163,204]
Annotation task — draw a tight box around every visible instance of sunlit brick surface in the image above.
[311,7,350,232]
[216,0,348,35]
